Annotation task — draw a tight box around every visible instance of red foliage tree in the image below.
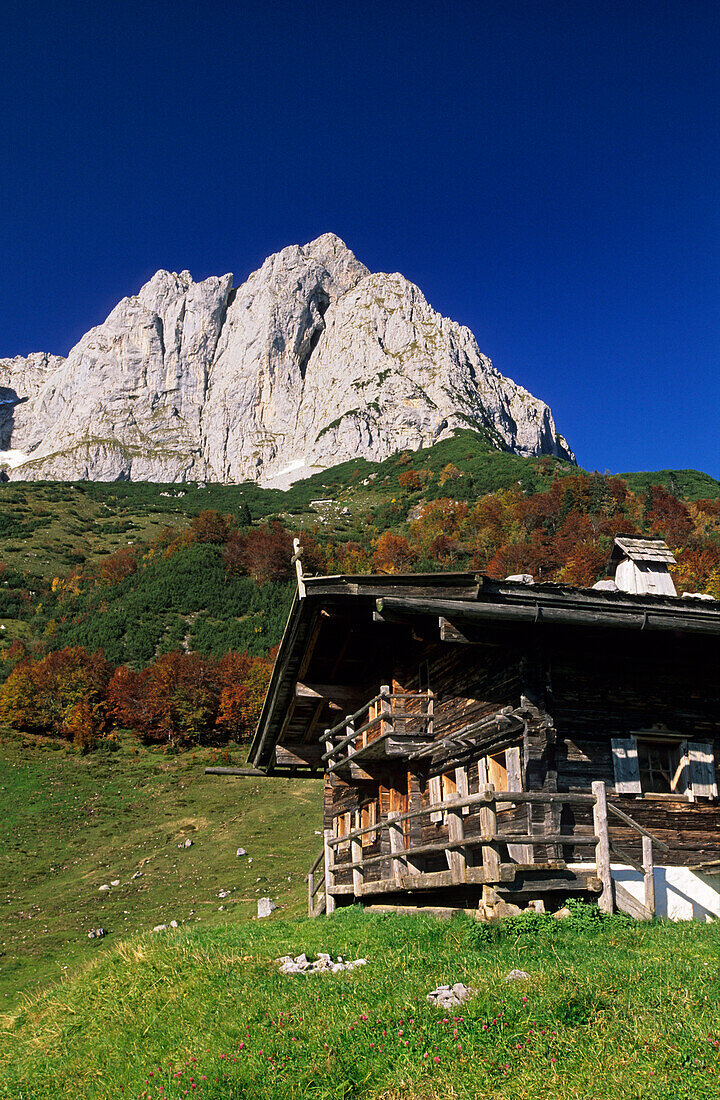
[190,510,235,544]
[97,547,138,587]
[223,521,292,585]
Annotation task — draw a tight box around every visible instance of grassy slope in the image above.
[2,908,720,1099]
[0,733,322,1012]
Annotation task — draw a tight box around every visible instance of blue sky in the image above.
[2,1,719,476]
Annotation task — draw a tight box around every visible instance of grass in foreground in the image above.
[2,906,720,1099]
[0,732,322,1010]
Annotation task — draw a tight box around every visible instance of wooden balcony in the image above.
[320,687,435,776]
[307,782,669,921]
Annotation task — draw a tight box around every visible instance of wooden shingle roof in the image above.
[611,536,676,565]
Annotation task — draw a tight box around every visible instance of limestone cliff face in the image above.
[0,234,574,483]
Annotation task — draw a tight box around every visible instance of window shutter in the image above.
[429,775,443,823]
[455,766,470,815]
[672,740,691,796]
[506,746,523,793]
[688,742,717,800]
[611,737,641,794]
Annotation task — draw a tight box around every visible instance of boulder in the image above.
[257,897,277,918]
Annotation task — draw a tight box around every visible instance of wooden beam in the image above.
[378,595,720,637]
[205,766,268,777]
[296,682,364,711]
[275,742,325,768]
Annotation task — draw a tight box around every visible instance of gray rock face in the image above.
[0,234,574,483]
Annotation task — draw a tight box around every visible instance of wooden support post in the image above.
[323,828,336,915]
[345,717,355,763]
[308,868,314,917]
[380,686,391,743]
[446,794,467,885]
[292,536,306,598]
[479,783,501,881]
[388,810,405,888]
[352,811,363,898]
[324,728,333,770]
[642,834,655,917]
[592,780,614,914]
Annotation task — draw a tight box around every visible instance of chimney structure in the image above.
[610,536,677,597]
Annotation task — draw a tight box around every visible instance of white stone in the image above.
[1,235,573,484]
[236,848,247,857]
[110,880,120,887]
[152,924,167,933]
[169,920,179,928]
[98,884,110,892]
[257,897,277,918]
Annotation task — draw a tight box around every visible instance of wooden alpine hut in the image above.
[236,536,720,922]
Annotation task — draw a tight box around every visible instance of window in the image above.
[360,801,377,847]
[487,751,509,791]
[336,811,351,852]
[479,745,523,795]
[637,739,686,795]
[611,736,717,800]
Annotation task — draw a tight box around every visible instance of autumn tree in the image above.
[398,470,423,492]
[190,510,235,544]
[372,532,416,574]
[0,646,111,745]
[97,547,138,587]
[223,521,292,585]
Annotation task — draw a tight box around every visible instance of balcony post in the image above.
[592,780,614,914]
[351,810,364,897]
[388,810,405,888]
[479,783,500,881]
[446,793,467,884]
[642,834,655,916]
[323,827,336,915]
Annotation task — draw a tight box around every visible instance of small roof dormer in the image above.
[610,536,677,597]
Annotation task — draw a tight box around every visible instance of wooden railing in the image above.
[317,784,601,914]
[320,686,434,773]
[307,781,668,920]
[606,796,669,919]
[306,847,326,917]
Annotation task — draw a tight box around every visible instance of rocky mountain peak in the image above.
[0,236,574,484]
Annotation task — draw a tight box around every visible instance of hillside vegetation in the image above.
[1,431,719,749]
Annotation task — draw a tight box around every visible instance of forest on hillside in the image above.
[1,434,718,752]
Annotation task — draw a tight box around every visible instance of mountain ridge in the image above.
[0,234,574,485]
